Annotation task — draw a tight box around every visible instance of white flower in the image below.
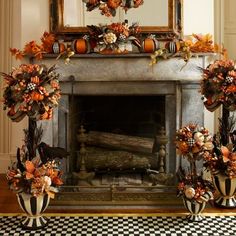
[194,132,204,146]
[41,176,52,193]
[103,32,117,44]
[184,186,195,199]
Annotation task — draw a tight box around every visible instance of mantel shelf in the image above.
[42,52,217,59]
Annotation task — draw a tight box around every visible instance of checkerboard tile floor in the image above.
[0,215,236,236]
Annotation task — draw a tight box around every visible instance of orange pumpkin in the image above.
[165,41,181,53]
[31,76,40,84]
[52,42,66,54]
[141,38,159,53]
[72,39,90,54]
[31,91,44,101]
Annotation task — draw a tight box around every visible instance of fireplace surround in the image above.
[39,54,211,205]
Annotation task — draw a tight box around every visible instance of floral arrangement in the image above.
[1,64,64,197]
[202,117,236,178]
[7,159,63,198]
[177,168,214,203]
[200,57,236,178]
[176,124,214,202]
[0,64,61,122]
[87,21,141,53]
[6,125,64,198]
[200,59,236,112]
[10,32,55,60]
[82,0,144,17]
[203,143,236,178]
[176,124,214,160]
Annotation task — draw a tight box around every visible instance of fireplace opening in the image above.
[64,94,175,189]
[74,95,165,139]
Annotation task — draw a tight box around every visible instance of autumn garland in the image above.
[10,32,55,60]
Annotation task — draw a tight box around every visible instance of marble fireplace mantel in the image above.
[43,53,212,83]
[39,53,215,174]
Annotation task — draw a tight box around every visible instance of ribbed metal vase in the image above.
[183,191,213,222]
[17,192,50,229]
[212,173,236,208]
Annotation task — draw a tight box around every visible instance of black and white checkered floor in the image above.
[0,215,236,236]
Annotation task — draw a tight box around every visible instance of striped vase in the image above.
[17,192,50,229]
[212,173,236,208]
[183,191,213,222]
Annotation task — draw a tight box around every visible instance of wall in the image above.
[0,0,49,173]
[183,0,216,134]
[0,0,217,173]
[224,0,236,59]
[183,0,214,36]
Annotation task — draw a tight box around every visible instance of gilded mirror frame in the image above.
[50,0,182,38]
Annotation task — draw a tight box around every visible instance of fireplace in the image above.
[39,54,207,205]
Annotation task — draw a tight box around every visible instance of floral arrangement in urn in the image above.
[176,124,214,221]
[82,0,144,17]
[200,58,236,176]
[200,57,236,208]
[7,142,63,198]
[0,63,66,229]
[87,21,141,53]
[177,168,214,204]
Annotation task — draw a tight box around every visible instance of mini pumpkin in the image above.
[71,39,90,54]
[165,41,181,53]
[141,38,159,53]
[31,91,44,101]
[52,42,66,54]
[30,76,40,84]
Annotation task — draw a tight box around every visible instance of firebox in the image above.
[68,95,168,185]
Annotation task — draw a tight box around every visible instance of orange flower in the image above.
[25,160,35,173]
[52,176,63,186]
[107,0,121,9]
[177,141,189,155]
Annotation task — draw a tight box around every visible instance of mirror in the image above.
[50,0,182,38]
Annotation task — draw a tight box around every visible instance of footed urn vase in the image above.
[183,191,213,222]
[212,172,236,208]
[17,192,50,229]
